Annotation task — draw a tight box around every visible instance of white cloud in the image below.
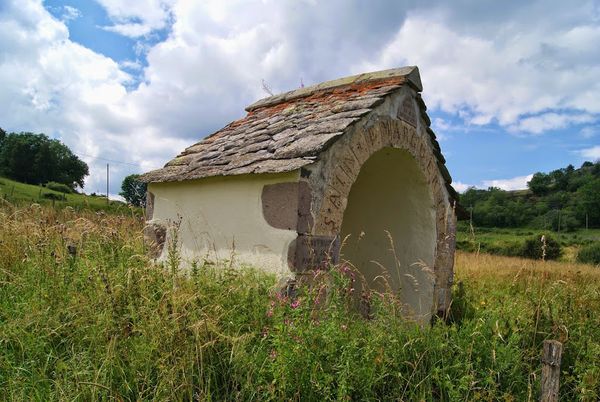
[96,0,175,37]
[61,5,80,22]
[0,0,188,193]
[580,126,598,138]
[119,59,143,71]
[452,182,473,193]
[509,112,596,134]
[579,145,600,160]
[1,0,600,195]
[458,174,538,192]
[482,174,534,191]
[358,8,600,130]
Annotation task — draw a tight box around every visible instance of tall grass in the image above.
[0,203,598,400]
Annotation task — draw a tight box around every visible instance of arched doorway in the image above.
[340,147,437,319]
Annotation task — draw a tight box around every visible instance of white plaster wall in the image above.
[148,172,300,276]
[340,147,436,321]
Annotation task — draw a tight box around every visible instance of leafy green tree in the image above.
[460,161,599,229]
[527,172,552,196]
[0,132,88,189]
[48,140,89,188]
[0,127,5,146]
[575,177,600,227]
[120,174,147,207]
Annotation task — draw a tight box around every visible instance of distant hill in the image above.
[0,176,130,213]
[460,161,600,230]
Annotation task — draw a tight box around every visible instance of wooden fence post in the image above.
[540,340,562,402]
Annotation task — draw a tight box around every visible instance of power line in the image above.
[72,150,162,170]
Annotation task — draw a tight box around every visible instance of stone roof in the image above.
[140,66,455,201]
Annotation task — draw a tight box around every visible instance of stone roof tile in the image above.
[140,66,425,184]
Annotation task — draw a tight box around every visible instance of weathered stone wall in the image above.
[297,86,456,316]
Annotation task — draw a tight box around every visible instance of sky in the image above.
[0,0,599,196]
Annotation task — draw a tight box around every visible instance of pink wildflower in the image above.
[290,299,301,309]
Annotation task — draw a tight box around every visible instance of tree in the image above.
[0,131,88,189]
[0,127,5,146]
[120,174,147,207]
[581,161,594,169]
[528,172,552,196]
[575,177,600,227]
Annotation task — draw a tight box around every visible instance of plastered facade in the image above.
[146,172,300,276]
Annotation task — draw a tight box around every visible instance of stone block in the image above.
[288,234,340,272]
[143,221,167,259]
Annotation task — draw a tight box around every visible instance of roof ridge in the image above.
[246,66,421,112]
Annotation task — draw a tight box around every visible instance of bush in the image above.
[577,242,600,266]
[456,239,478,252]
[521,233,561,260]
[485,240,524,258]
[42,192,66,201]
[45,181,73,194]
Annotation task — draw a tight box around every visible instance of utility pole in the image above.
[469,205,475,240]
[469,205,473,226]
[586,213,589,231]
[106,163,109,204]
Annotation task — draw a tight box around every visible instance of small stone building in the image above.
[141,66,458,321]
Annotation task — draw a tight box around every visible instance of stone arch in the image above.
[340,146,436,318]
[312,117,455,315]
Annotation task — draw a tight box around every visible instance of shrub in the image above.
[45,181,73,194]
[42,192,66,201]
[521,233,561,260]
[456,239,478,252]
[486,240,524,258]
[577,242,600,266]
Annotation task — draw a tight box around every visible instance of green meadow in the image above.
[0,203,598,401]
[0,176,132,213]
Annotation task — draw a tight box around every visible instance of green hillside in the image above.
[460,161,600,230]
[0,176,131,213]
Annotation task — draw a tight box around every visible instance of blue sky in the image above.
[0,0,599,195]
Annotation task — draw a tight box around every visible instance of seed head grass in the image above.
[0,204,598,400]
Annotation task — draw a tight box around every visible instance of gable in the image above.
[140,67,423,184]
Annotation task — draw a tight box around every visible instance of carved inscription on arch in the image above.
[310,116,455,314]
[314,118,448,237]
[398,96,417,127]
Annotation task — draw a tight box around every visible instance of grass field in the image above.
[0,176,131,213]
[0,203,599,400]
[457,222,600,263]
